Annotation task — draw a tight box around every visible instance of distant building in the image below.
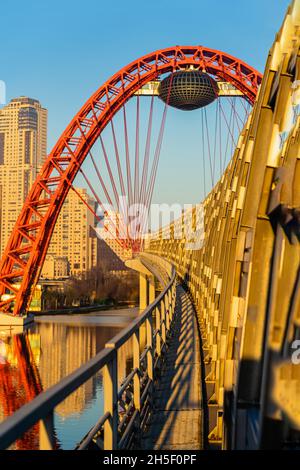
[44,188,99,277]
[95,209,132,267]
[95,236,128,272]
[41,255,69,279]
[0,97,130,280]
[0,97,47,254]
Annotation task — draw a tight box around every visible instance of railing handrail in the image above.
[106,267,175,349]
[0,261,176,450]
[0,346,115,450]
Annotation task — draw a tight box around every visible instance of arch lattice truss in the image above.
[0,46,261,316]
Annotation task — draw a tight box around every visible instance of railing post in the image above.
[167,289,171,323]
[133,328,141,412]
[160,300,166,347]
[39,411,55,450]
[165,292,170,332]
[170,288,174,319]
[155,306,161,357]
[103,350,118,450]
[172,283,176,315]
[173,281,176,312]
[146,314,153,382]
[139,273,148,310]
[148,275,156,304]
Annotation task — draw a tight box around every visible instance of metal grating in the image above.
[159,71,218,110]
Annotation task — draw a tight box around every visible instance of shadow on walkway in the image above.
[141,284,203,450]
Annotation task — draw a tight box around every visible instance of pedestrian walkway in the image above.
[142,284,203,450]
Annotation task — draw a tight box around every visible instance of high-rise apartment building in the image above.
[44,188,99,277]
[0,97,117,279]
[0,97,47,254]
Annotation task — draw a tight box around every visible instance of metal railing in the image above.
[0,264,176,450]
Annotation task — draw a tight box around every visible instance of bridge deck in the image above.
[142,284,203,450]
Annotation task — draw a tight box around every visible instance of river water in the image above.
[0,308,138,449]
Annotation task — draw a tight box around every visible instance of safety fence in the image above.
[0,263,176,450]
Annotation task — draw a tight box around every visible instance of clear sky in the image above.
[0,0,291,206]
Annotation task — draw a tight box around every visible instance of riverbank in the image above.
[34,307,139,327]
[34,302,137,317]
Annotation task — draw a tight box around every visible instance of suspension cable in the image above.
[134,95,140,205]
[123,103,133,207]
[111,119,126,198]
[201,108,206,199]
[140,94,155,206]
[204,107,214,188]
[138,71,174,243]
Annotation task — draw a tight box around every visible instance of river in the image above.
[0,308,138,449]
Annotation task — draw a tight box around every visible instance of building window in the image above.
[0,133,4,164]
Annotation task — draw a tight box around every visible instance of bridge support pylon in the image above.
[125,258,156,311]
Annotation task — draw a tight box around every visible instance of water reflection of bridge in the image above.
[0,312,136,448]
[35,319,134,417]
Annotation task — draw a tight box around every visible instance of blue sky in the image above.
[0,0,291,205]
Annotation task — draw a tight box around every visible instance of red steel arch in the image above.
[0,46,262,316]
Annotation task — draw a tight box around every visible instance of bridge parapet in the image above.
[146,0,300,449]
[0,259,176,450]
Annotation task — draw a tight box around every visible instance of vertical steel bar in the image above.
[133,328,141,412]
[149,275,155,304]
[139,273,148,311]
[155,306,161,357]
[168,289,173,322]
[172,283,176,314]
[146,314,154,382]
[39,412,55,450]
[161,299,166,346]
[103,351,118,450]
[165,291,170,332]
